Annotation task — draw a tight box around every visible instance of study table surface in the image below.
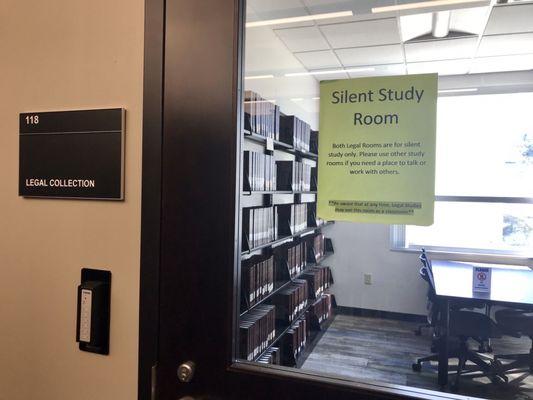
[430,260,533,387]
[431,260,533,307]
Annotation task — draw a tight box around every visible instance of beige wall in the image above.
[0,1,144,399]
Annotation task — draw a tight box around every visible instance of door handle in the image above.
[177,361,196,383]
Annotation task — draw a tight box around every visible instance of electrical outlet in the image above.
[364,273,372,285]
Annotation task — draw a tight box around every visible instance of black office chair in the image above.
[495,308,533,376]
[414,250,493,352]
[414,265,436,336]
[412,250,505,390]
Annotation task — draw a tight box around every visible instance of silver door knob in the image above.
[177,361,195,383]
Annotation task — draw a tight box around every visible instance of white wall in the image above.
[0,1,144,399]
[327,222,428,316]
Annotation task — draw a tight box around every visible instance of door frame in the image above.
[139,1,466,399]
[138,0,165,398]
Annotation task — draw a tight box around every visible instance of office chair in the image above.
[495,308,533,376]
[414,265,435,336]
[412,250,505,390]
[414,250,493,352]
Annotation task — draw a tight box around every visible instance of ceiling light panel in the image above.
[319,18,401,48]
[246,11,354,28]
[404,37,478,62]
[244,74,275,80]
[407,59,471,75]
[372,0,488,14]
[301,0,384,20]
[348,63,406,78]
[274,26,330,52]
[294,50,342,69]
[477,32,533,57]
[484,3,533,35]
[335,44,405,66]
[314,71,350,81]
[285,67,374,77]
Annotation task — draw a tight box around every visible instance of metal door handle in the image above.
[177,361,195,383]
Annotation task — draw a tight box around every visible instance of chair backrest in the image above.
[418,249,440,324]
[419,249,436,295]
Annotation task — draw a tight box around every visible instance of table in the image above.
[430,260,533,386]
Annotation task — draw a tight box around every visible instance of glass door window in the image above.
[235,1,533,399]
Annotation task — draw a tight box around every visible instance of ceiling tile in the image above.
[471,54,533,74]
[477,32,533,57]
[348,63,406,78]
[294,50,341,69]
[319,18,401,48]
[405,37,477,62]
[484,3,533,35]
[245,27,306,73]
[274,26,330,52]
[407,59,471,76]
[301,0,349,7]
[335,44,404,66]
[450,6,490,35]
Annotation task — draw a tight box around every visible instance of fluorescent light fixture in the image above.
[246,11,353,28]
[372,0,484,13]
[285,67,374,77]
[312,97,320,100]
[438,88,478,93]
[244,74,274,80]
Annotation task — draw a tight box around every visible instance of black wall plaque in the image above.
[19,108,125,200]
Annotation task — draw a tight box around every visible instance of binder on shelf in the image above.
[270,280,308,326]
[281,317,308,365]
[275,204,309,237]
[310,130,319,154]
[243,151,277,192]
[279,115,311,152]
[286,242,307,279]
[242,255,275,310]
[240,304,276,361]
[310,233,326,262]
[310,167,317,191]
[300,266,332,300]
[242,206,278,251]
[244,90,280,140]
[276,161,312,192]
[310,294,333,324]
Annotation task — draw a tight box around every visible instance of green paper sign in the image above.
[317,74,437,226]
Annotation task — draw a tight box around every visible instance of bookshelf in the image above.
[239,90,336,368]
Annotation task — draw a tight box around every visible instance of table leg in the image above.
[438,298,449,387]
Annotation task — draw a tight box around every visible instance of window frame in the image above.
[391,195,533,265]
